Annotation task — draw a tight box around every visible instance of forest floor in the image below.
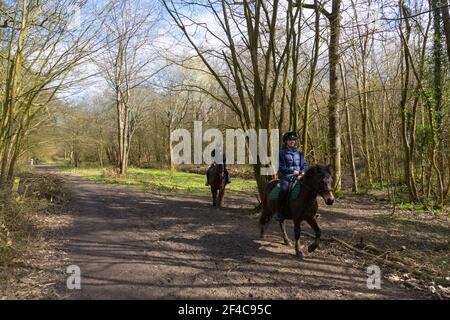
[7,165,449,299]
[0,174,72,299]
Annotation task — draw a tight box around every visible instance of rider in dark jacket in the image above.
[205,148,231,186]
[276,131,308,220]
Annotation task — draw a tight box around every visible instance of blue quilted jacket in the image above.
[278,146,308,178]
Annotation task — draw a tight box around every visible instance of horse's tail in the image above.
[259,209,271,227]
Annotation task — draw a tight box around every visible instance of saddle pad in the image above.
[268,182,301,202]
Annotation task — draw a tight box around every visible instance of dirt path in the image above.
[44,167,433,299]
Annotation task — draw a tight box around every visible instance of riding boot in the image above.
[275,181,289,221]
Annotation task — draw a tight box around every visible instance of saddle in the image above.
[268,179,301,202]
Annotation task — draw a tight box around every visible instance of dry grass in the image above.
[0,173,71,299]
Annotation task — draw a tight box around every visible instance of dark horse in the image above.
[208,163,226,207]
[259,164,335,258]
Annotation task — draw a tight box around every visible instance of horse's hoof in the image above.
[308,242,318,253]
[295,250,304,259]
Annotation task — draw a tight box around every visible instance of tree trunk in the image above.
[98,144,104,168]
[432,0,445,206]
[340,64,358,193]
[0,0,28,186]
[302,0,320,157]
[441,0,450,61]
[399,1,419,201]
[328,0,342,191]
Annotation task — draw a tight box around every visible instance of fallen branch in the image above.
[300,231,450,287]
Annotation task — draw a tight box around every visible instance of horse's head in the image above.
[304,165,335,205]
[215,163,225,179]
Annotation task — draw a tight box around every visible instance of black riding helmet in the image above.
[211,148,222,157]
[283,131,298,142]
[211,148,225,158]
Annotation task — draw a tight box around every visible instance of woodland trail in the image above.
[40,167,432,299]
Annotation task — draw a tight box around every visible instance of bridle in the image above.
[214,163,225,180]
[293,175,333,196]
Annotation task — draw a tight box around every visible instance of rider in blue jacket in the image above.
[276,131,308,220]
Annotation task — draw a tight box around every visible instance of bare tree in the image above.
[97,0,162,174]
[300,0,343,190]
[0,0,107,187]
[163,0,297,197]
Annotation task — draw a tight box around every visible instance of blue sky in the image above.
[59,0,432,103]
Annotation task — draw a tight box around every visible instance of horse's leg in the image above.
[279,220,292,246]
[211,187,217,207]
[306,218,321,253]
[294,219,304,259]
[259,207,271,239]
[218,186,225,207]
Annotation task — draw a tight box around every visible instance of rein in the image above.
[293,176,332,199]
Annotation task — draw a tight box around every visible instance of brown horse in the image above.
[208,163,226,207]
[259,164,335,258]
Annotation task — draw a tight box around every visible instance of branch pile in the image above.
[17,173,67,205]
[301,231,450,299]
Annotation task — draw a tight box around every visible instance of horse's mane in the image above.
[303,164,332,180]
[293,165,332,199]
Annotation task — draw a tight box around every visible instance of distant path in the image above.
[38,166,426,299]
